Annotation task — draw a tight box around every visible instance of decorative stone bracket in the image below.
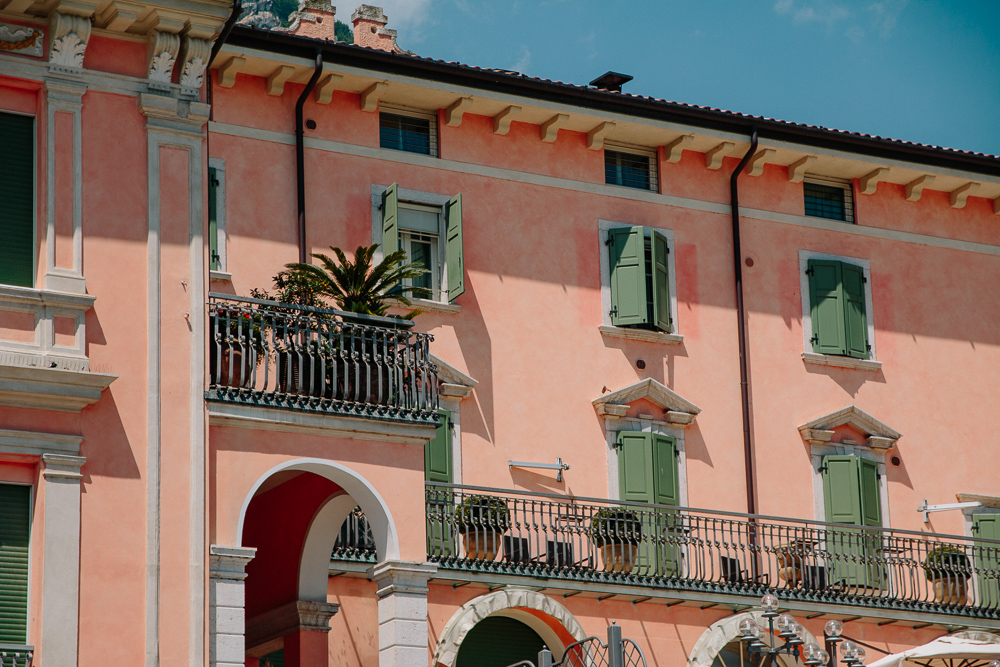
[147,30,180,87]
[245,600,339,657]
[49,12,91,71]
[179,36,211,89]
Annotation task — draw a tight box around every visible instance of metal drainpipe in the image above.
[208,0,243,72]
[730,125,759,516]
[296,49,324,263]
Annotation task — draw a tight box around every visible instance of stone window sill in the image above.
[802,352,882,372]
[209,270,232,283]
[599,324,683,345]
[389,297,461,315]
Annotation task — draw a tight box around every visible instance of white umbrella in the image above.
[866,632,1000,667]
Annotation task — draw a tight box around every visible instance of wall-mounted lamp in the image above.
[508,458,571,482]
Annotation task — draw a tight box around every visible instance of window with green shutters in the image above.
[972,513,1000,609]
[424,410,452,484]
[208,166,220,271]
[425,410,455,557]
[807,258,870,359]
[0,483,31,644]
[380,183,464,303]
[608,226,673,333]
[0,112,36,288]
[821,454,884,588]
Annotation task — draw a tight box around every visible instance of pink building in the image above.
[0,2,999,666]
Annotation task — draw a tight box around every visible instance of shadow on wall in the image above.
[81,388,141,481]
[452,277,494,445]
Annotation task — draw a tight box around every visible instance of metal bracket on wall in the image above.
[508,458,571,482]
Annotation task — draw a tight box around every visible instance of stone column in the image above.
[369,560,438,667]
[39,453,86,667]
[245,600,339,667]
[209,545,256,667]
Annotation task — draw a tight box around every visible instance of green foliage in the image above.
[923,545,971,580]
[250,268,325,309]
[271,0,298,26]
[456,495,511,534]
[283,244,430,318]
[590,507,642,546]
[334,19,352,42]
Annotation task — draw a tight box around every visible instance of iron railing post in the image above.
[537,647,553,667]
[608,623,624,667]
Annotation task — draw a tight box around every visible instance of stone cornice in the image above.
[592,377,701,426]
[798,405,901,449]
[0,428,82,457]
[0,365,117,412]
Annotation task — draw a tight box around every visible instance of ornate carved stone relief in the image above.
[146,30,180,87]
[48,13,91,70]
[178,36,211,89]
[0,21,43,57]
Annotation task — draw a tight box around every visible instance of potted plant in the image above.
[923,545,971,605]
[209,306,265,388]
[455,495,510,561]
[590,507,642,574]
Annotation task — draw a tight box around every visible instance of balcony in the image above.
[206,293,439,426]
[416,485,1000,623]
[0,645,33,667]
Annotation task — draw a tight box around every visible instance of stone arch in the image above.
[687,611,821,667]
[432,587,587,666]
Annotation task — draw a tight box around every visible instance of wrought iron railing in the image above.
[332,506,377,563]
[426,484,1000,617]
[0,646,32,667]
[206,293,439,424]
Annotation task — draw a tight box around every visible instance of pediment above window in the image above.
[430,354,477,401]
[798,405,901,449]
[592,378,701,427]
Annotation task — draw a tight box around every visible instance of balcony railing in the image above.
[425,484,1000,618]
[331,506,377,563]
[206,293,439,424]
[0,645,33,667]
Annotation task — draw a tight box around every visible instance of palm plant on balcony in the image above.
[590,507,642,574]
[455,495,511,562]
[923,544,971,606]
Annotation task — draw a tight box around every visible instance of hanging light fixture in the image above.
[739,594,864,667]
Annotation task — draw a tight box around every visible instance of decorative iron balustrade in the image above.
[0,646,32,667]
[426,484,1000,617]
[206,293,439,424]
[332,506,377,563]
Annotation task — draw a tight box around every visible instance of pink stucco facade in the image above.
[0,3,999,667]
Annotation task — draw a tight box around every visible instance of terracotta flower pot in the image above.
[932,577,968,605]
[212,346,252,388]
[461,530,500,561]
[600,542,638,574]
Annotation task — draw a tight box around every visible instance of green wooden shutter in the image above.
[445,192,464,301]
[809,259,846,355]
[0,484,30,644]
[652,433,680,576]
[381,182,399,254]
[822,455,861,524]
[424,410,452,483]
[858,458,881,527]
[617,431,653,503]
[652,434,679,506]
[842,262,869,359]
[0,113,35,288]
[609,226,648,327]
[973,514,1000,610]
[823,455,882,588]
[651,230,671,332]
[208,167,219,271]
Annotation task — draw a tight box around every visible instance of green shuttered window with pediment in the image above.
[0,112,35,288]
[808,259,869,359]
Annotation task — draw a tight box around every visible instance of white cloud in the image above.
[373,0,433,27]
[867,0,908,38]
[773,0,851,25]
[512,47,531,74]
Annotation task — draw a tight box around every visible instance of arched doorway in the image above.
[456,615,547,667]
[688,612,820,667]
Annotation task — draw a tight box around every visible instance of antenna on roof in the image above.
[589,71,633,93]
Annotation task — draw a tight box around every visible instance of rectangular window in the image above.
[807,258,869,359]
[608,226,672,333]
[379,109,437,156]
[821,454,884,588]
[0,483,31,644]
[604,147,656,191]
[208,159,227,274]
[804,178,854,223]
[0,112,35,288]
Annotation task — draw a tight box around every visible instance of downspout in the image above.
[730,125,759,516]
[296,49,324,263]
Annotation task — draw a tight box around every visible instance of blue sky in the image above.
[370,0,1000,156]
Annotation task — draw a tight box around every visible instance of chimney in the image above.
[351,5,403,53]
[283,0,338,41]
[589,71,634,93]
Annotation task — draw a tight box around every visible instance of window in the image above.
[804,177,854,223]
[379,108,437,156]
[377,183,464,304]
[607,225,672,333]
[973,514,1000,607]
[0,112,35,288]
[821,454,884,588]
[806,258,870,359]
[208,160,227,273]
[605,146,657,191]
[617,431,680,576]
[0,483,31,644]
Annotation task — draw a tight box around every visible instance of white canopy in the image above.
[867,632,1000,667]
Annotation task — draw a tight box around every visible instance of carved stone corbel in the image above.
[178,36,211,89]
[146,30,180,87]
[49,12,91,70]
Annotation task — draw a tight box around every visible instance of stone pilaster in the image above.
[369,560,438,667]
[209,545,256,667]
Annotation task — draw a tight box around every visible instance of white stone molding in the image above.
[540,113,569,143]
[598,324,683,345]
[798,405,901,449]
[705,141,735,170]
[586,121,615,150]
[663,134,693,163]
[950,181,980,209]
[0,428,81,457]
[178,36,211,89]
[859,167,889,195]
[904,174,935,202]
[800,351,882,372]
[369,560,438,667]
[245,600,340,657]
[432,588,587,666]
[430,353,477,396]
[95,0,144,32]
[48,13,91,70]
[492,105,521,135]
[0,365,116,412]
[592,377,701,424]
[265,64,294,96]
[314,72,342,104]
[747,147,776,176]
[444,96,474,127]
[786,155,817,183]
[688,611,819,667]
[360,80,388,112]
[40,453,85,667]
[138,93,211,134]
[209,545,256,667]
[146,31,179,86]
[0,21,43,57]
[0,284,95,372]
[298,494,358,602]
[216,55,245,88]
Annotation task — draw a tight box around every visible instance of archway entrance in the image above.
[456,616,547,667]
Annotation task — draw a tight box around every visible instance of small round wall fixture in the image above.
[636,360,646,369]
[890,455,901,467]
[745,257,755,268]
[305,119,317,130]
